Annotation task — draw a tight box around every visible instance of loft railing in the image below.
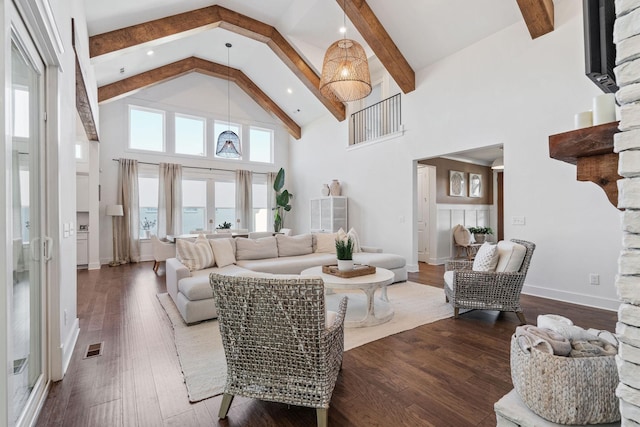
[351,93,401,145]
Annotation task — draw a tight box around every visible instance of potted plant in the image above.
[468,226,494,244]
[335,237,354,271]
[272,167,292,232]
[217,221,232,230]
[141,217,156,239]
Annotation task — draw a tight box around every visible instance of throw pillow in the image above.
[235,236,278,260]
[176,234,215,271]
[209,238,236,268]
[315,232,338,253]
[494,241,527,272]
[276,234,313,257]
[472,242,499,272]
[453,224,472,246]
[347,227,361,253]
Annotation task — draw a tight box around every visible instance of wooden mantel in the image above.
[549,121,621,208]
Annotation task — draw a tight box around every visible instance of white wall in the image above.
[290,1,622,310]
[98,72,291,263]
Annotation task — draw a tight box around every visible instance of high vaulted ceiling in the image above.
[84,0,549,134]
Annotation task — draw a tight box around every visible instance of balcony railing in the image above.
[351,93,401,145]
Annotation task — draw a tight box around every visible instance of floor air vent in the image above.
[84,342,103,359]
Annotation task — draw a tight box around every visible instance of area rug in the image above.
[157,281,453,402]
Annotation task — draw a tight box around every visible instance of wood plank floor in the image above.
[36,262,617,426]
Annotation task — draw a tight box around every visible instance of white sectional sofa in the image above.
[166,233,407,324]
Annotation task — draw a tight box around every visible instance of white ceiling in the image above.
[84,0,527,127]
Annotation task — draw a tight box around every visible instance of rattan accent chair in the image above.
[209,273,348,427]
[444,239,535,324]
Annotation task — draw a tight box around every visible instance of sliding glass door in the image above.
[8,21,47,426]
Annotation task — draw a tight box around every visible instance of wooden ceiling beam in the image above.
[98,57,302,139]
[89,5,345,122]
[516,0,554,39]
[339,0,415,94]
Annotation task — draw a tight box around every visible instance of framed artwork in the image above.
[469,173,482,198]
[449,170,466,197]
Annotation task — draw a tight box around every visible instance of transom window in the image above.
[175,114,206,156]
[249,126,273,163]
[129,106,164,152]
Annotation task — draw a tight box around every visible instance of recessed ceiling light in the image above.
[287,88,293,94]
[339,26,347,34]
[147,50,154,56]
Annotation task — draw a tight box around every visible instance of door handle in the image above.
[43,236,53,261]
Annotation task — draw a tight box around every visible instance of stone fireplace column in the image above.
[615,0,640,424]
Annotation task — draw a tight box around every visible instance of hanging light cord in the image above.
[227,43,231,132]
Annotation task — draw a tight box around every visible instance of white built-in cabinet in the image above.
[310,196,348,233]
[77,232,88,265]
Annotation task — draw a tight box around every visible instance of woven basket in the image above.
[510,334,620,424]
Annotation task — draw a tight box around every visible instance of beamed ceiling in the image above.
[83,0,555,140]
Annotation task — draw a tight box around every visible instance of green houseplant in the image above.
[468,226,494,244]
[335,237,354,271]
[272,167,292,232]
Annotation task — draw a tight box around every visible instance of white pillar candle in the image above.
[593,93,616,125]
[574,111,593,129]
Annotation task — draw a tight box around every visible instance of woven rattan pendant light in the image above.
[319,1,371,102]
[216,43,241,158]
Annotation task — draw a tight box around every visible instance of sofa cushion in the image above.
[236,236,278,260]
[210,238,236,267]
[315,233,337,253]
[472,242,499,271]
[236,253,338,275]
[443,270,454,290]
[495,241,527,273]
[176,234,215,271]
[179,265,248,301]
[276,234,313,257]
[352,252,406,270]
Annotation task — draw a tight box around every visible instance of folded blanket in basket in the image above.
[537,314,598,341]
[516,325,572,356]
[571,339,617,358]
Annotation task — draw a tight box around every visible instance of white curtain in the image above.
[116,158,140,263]
[158,162,182,238]
[267,172,277,232]
[235,170,252,230]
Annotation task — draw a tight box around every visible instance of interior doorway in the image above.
[415,145,504,265]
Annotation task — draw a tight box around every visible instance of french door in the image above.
[7,11,48,426]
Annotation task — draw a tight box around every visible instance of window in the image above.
[175,114,205,156]
[182,179,207,234]
[214,181,236,228]
[13,87,29,138]
[252,182,268,231]
[214,121,241,159]
[129,106,164,152]
[249,127,273,163]
[138,176,159,237]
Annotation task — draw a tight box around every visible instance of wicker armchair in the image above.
[209,273,348,427]
[444,239,535,324]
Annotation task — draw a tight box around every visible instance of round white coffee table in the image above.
[301,266,394,328]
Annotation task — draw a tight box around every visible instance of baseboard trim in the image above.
[88,262,101,270]
[406,263,419,273]
[60,318,80,378]
[522,284,620,312]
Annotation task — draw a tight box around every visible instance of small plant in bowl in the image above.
[468,226,494,243]
[217,221,232,230]
[335,237,354,271]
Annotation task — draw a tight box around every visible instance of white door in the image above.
[417,166,429,262]
[7,14,49,426]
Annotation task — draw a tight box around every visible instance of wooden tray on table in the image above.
[322,264,376,278]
